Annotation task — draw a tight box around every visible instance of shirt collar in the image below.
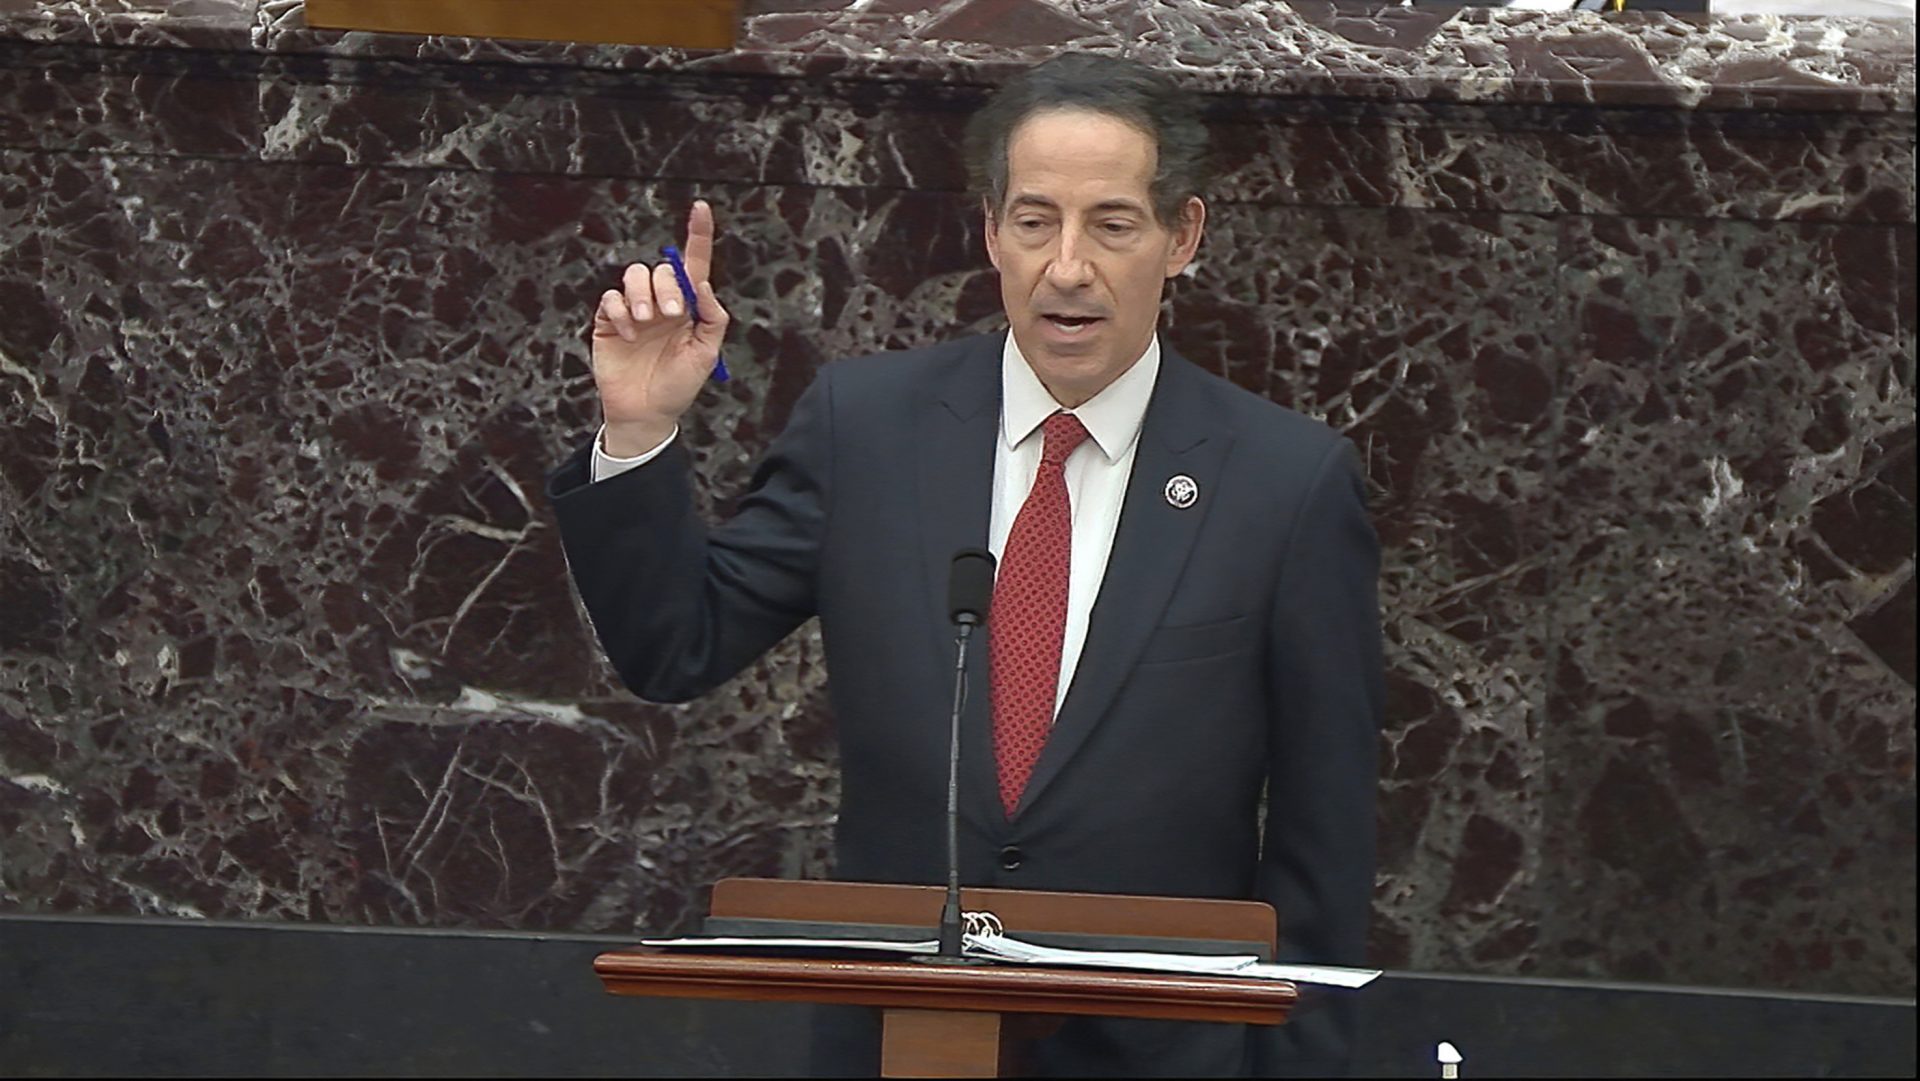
[1001,332,1160,464]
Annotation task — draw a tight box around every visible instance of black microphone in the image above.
[924,548,995,963]
[948,548,995,626]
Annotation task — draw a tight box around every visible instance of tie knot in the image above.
[1040,412,1091,467]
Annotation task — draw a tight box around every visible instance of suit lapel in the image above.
[1013,349,1233,820]
[914,335,1003,827]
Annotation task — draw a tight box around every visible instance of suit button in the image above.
[999,845,1024,871]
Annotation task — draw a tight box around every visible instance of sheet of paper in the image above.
[1239,962,1381,988]
[641,933,1383,988]
[966,933,1263,974]
[966,935,1381,986]
[642,935,937,954]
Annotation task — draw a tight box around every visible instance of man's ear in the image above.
[982,197,1002,272]
[1165,196,1206,279]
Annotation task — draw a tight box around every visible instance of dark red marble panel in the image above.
[249,57,982,191]
[0,154,911,930]
[1538,214,1914,991]
[0,0,251,50]
[1207,97,1914,224]
[0,39,260,157]
[1134,1,1914,113]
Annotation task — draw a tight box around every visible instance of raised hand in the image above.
[591,200,731,456]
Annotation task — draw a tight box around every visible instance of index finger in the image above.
[683,199,715,284]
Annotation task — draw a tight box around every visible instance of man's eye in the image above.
[1102,221,1135,235]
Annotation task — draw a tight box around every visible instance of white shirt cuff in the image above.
[590,424,678,482]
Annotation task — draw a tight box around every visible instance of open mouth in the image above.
[1043,314,1103,335]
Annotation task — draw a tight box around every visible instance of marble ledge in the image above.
[0,0,1910,115]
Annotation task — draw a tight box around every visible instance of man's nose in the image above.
[1045,233,1095,289]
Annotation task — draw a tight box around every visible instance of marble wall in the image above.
[0,0,1912,997]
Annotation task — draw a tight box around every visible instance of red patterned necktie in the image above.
[991,411,1091,816]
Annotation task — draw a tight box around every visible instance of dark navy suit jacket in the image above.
[548,332,1382,1076]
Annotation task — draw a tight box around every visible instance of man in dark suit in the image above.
[548,54,1381,1076]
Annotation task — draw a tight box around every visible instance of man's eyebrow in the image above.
[1004,194,1149,215]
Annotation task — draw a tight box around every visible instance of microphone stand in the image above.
[933,621,973,960]
[916,549,994,967]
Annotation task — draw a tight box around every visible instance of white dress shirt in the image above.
[591,332,1160,719]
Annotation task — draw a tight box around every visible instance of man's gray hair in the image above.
[963,53,1213,228]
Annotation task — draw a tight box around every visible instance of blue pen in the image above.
[660,243,730,383]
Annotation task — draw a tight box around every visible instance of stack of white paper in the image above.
[640,931,1381,988]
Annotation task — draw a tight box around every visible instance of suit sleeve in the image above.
[1253,436,1383,1076]
[545,369,834,704]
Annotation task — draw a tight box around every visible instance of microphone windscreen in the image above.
[947,548,997,625]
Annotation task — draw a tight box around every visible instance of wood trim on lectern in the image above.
[594,949,1298,1024]
[709,877,1279,954]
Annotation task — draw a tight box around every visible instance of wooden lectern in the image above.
[593,878,1297,1078]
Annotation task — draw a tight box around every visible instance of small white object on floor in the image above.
[1437,1041,1463,1079]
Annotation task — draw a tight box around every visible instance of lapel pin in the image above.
[1164,474,1198,509]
